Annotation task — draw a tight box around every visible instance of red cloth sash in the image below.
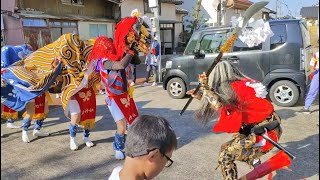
[74,87,96,129]
[1,105,18,120]
[22,93,47,120]
[111,92,138,125]
[32,93,46,120]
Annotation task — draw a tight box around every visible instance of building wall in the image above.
[120,0,176,20]
[175,14,184,47]
[0,0,16,12]
[202,0,219,25]
[120,0,144,18]
[19,0,115,18]
[23,28,52,49]
[121,0,184,51]
[158,3,176,20]
[181,0,267,29]
[2,15,24,46]
[78,21,115,40]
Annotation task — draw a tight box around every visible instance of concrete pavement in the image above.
[1,85,319,179]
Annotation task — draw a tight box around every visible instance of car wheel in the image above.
[167,77,186,99]
[269,80,299,107]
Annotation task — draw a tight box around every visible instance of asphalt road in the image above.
[1,85,319,180]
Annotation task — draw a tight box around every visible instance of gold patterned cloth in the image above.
[2,34,100,121]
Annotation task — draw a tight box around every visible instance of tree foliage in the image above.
[185,0,208,33]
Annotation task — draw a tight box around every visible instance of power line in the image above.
[279,0,292,17]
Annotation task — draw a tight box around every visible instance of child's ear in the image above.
[147,149,159,162]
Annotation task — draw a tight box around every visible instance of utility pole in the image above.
[217,0,225,26]
[276,0,282,18]
[275,0,278,18]
[149,0,162,83]
[218,0,222,26]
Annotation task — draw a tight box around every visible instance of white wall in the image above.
[158,3,176,20]
[78,21,115,40]
[121,0,144,18]
[181,0,267,29]
[180,0,219,30]
[175,14,184,47]
[121,0,184,50]
[121,0,176,21]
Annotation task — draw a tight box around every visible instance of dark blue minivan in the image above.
[162,19,312,107]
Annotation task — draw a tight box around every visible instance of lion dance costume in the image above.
[1,35,99,149]
[89,13,152,159]
[193,61,290,179]
[1,44,33,128]
[1,10,152,152]
[1,44,50,141]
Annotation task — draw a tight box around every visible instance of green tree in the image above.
[186,0,208,33]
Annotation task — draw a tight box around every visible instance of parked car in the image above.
[162,19,312,107]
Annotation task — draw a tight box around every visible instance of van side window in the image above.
[199,33,227,54]
[270,24,287,49]
[185,32,200,55]
[232,38,262,52]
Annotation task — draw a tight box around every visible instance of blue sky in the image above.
[251,0,318,17]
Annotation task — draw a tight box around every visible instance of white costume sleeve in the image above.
[246,81,268,98]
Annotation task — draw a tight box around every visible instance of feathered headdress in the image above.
[113,16,138,60]
[88,36,118,62]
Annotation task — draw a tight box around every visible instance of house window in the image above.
[50,21,78,41]
[49,21,77,28]
[160,23,173,29]
[89,24,108,38]
[204,23,214,27]
[63,22,77,27]
[22,19,47,27]
[61,0,84,6]
[144,0,152,13]
[234,9,240,14]
[71,0,84,5]
[50,21,61,27]
[144,0,161,14]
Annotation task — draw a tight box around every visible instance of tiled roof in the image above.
[107,0,183,5]
[176,7,188,14]
[12,12,116,22]
[161,0,183,5]
[105,0,120,3]
[300,6,319,18]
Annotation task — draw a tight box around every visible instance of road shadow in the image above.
[43,99,213,149]
[273,134,319,180]
[93,136,114,145]
[135,100,214,149]
[276,107,319,122]
[1,145,120,179]
[276,109,297,120]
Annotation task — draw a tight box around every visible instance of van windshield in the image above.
[184,32,201,55]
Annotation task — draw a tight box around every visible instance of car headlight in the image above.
[166,61,172,68]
